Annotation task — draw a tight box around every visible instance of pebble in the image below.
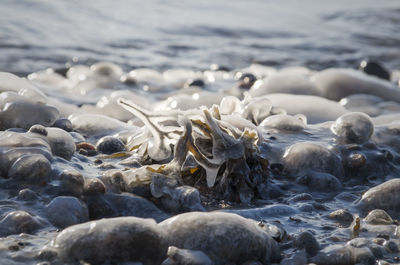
[58,170,85,197]
[8,154,51,183]
[359,60,391,81]
[162,246,213,265]
[331,112,374,144]
[159,212,280,265]
[45,196,89,228]
[292,231,320,257]
[96,136,126,154]
[51,217,167,264]
[52,118,73,132]
[0,211,45,236]
[364,209,394,225]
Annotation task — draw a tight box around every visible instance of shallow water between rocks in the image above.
[1,1,400,265]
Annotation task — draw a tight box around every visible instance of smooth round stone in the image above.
[51,217,167,265]
[331,112,374,144]
[259,114,306,132]
[0,211,45,237]
[83,178,106,195]
[283,142,344,177]
[59,170,85,197]
[17,188,39,201]
[328,209,354,225]
[8,154,51,182]
[364,209,394,225]
[0,101,59,130]
[358,179,400,217]
[45,196,89,228]
[96,136,126,154]
[159,212,279,265]
[293,231,320,257]
[359,60,390,81]
[310,245,375,265]
[297,172,342,191]
[52,118,73,132]
[185,79,205,88]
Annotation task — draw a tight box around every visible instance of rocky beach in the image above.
[1,0,400,264]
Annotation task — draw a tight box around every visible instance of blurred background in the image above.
[1,0,399,76]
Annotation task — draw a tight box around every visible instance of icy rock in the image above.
[292,231,320,257]
[296,172,342,191]
[85,193,169,222]
[0,210,46,236]
[159,212,279,265]
[45,196,89,228]
[0,101,59,130]
[364,209,394,225]
[263,94,347,124]
[313,68,400,102]
[8,154,52,183]
[358,178,400,217]
[283,142,344,178]
[249,72,320,97]
[58,170,85,197]
[259,114,306,132]
[51,217,167,264]
[331,112,374,144]
[310,245,375,265]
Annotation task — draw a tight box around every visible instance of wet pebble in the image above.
[45,196,89,228]
[159,212,279,265]
[58,170,84,197]
[8,154,51,183]
[52,118,73,132]
[51,217,167,264]
[328,209,354,225]
[296,172,342,191]
[83,178,106,195]
[292,231,320,257]
[17,188,39,201]
[364,209,394,225]
[0,211,45,236]
[96,136,126,154]
[331,112,374,144]
[358,178,400,218]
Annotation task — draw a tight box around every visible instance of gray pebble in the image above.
[8,154,51,182]
[53,118,73,132]
[292,231,320,257]
[364,209,394,225]
[0,210,45,236]
[51,217,167,264]
[45,196,89,228]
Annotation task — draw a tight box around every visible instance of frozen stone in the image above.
[45,196,89,228]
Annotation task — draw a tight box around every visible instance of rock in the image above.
[310,245,375,265]
[313,68,399,102]
[0,101,59,130]
[52,118,73,132]
[283,142,344,178]
[364,209,394,225]
[58,170,85,197]
[8,154,51,183]
[96,136,126,154]
[83,178,106,195]
[85,193,169,222]
[162,246,214,265]
[51,217,167,264]
[292,231,320,257]
[331,112,374,144]
[358,178,400,217]
[297,172,342,191]
[17,188,39,201]
[159,212,279,265]
[359,60,390,81]
[45,196,89,228]
[151,174,204,213]
[0,211,46,236]
[328,209,354,225]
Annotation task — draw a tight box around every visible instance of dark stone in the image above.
[186,79,205,87]
[359,60,390,80]
[53,118,73,132]
[292,231,320,257]
[96,136,126,154]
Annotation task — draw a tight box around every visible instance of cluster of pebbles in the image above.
[0,60,400,264]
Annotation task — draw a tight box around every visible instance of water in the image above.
[1,0,399,76]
